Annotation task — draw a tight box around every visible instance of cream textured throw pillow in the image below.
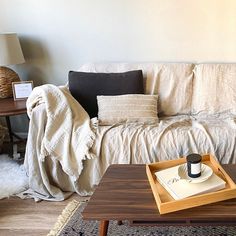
[97,94,159,125]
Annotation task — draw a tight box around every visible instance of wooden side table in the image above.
[0,98,27,156]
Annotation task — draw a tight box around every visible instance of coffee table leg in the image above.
[117,220,122,225]
[99,220,109,236]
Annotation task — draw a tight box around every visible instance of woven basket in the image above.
[0,66,20,98]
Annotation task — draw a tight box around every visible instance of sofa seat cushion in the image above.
[192,64,236,116]
[79,63,194,116]
[68,70,144,118]
[89,116,236,181]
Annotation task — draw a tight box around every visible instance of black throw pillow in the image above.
[68,70,144,118]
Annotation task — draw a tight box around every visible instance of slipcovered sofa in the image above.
[24,62,236,201]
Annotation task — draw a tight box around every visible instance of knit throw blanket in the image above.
[26,84,96,180]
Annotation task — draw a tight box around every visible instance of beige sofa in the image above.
[24,62,236,201]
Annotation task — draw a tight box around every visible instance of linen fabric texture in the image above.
[192,64,236,117]
[97,94,159,125]
[68,70,144,118]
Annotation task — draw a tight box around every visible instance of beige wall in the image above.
[0,0,236,132]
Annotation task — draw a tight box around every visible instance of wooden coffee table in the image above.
[82,164,236,236]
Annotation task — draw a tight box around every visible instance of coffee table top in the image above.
[82,164,236,221]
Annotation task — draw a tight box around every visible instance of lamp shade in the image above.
[0,33,25,66]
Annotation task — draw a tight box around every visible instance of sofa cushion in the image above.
[192,64,236,116]
[146,63,194,116]
[92,116,236,167]
[97,94,159,125]
[68,70,144,118]
[79,63,194,116]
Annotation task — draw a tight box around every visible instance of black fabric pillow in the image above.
[68,70,144,118]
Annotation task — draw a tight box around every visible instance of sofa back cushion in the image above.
[97,94,159,125]
[68,70,144,118]
[79,63,194,116]
[192,64,236,116]
[145,63,194,116]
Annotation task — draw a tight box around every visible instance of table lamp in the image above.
[0,33,25,98]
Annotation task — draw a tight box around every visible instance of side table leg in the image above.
[6,116,13,143]
[99,220,109,236]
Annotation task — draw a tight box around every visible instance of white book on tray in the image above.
[155,164,226,200]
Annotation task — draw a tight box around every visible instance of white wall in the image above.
[1,0,236,85]
[1,0,236,131]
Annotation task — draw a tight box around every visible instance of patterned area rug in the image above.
[48,200,236,236]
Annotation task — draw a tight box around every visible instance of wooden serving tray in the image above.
[146,154,236,214]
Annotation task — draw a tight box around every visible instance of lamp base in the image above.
[0,66,20,98]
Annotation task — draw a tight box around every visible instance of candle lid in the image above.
[186,153,202,163]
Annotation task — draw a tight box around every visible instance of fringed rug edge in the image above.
[47,200,81,236]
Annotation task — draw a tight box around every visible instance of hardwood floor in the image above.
[0,142,90,235]
[0,194,87,236]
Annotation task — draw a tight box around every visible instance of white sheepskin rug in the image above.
[0,154,28,199]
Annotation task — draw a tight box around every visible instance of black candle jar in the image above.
[186,153,202,178]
